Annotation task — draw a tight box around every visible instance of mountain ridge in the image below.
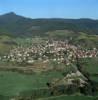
[1,12,98,20]
[0,12,98,37]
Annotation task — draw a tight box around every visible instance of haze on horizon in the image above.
[0,0,97,19]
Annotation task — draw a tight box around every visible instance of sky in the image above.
[0,0,97,19]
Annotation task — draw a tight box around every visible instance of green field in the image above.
[0,71,63,97]
[0,58,98,98]
[80,57,98,74]
[39,95,97,100]
[79,57,98,83]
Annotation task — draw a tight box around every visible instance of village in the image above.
[0,39,98,66]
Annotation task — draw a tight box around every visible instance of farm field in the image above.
[79,57,98,83]
[0,59,98,100]
[38,95,97,100]
[0,71,63,97]
[80,57,98,74]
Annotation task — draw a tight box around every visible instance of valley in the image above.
[0,13,98,100]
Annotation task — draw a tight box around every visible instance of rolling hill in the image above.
[0,12,98,55]
[0,12,98,100]
[0,12,98,37]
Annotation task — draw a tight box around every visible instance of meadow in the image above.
[0,71,63,97]
[38,95,98,100]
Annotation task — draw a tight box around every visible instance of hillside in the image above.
[0,12,98,37]
[0,12,98,100]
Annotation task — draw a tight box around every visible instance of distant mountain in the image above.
[0,12,98,37]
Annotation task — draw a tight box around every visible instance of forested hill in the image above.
[0,12,98,37]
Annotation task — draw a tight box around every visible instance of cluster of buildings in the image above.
[0,40,98,65]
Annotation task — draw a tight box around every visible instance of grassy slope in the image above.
[80,57,98,74]
[47,30,98,48]
[38,95,96,100]
[79,57,98,83]
[0,31,98,55]
[0,71,63,96]
[0,35,16,55]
